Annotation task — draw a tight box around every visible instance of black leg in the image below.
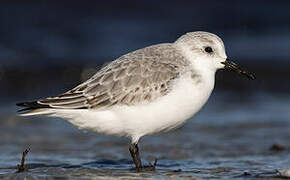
[129,143,142,171]
[129,143,157,172]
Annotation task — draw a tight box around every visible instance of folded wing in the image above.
[18,44,187,112]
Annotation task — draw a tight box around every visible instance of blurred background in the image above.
[0,0,290,179]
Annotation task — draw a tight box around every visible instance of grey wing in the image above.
[37,44,187,110]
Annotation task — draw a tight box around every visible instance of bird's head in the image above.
[175,31,255,80]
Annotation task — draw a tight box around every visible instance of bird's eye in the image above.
[204,47,213,53]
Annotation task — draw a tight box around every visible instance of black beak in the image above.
[221,59,256,80]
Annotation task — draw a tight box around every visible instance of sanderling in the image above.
[17,31,255,172]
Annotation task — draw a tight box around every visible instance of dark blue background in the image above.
[0,0,289,101]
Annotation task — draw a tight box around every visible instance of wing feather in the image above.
[37,44,188,110]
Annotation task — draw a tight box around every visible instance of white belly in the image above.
[52,72,215,143]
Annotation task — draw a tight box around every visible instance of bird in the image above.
[17,31,255,172]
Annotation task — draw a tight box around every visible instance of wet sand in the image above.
[0,93,290,179]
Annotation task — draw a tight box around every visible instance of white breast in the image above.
[52,71,215,144]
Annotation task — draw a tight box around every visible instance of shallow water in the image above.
[0,92,290,179]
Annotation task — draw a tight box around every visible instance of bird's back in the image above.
[17,43,189,116]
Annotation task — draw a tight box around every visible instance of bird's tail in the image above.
[16,101,55,116]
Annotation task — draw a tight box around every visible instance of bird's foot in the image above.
[135,158,157,172]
